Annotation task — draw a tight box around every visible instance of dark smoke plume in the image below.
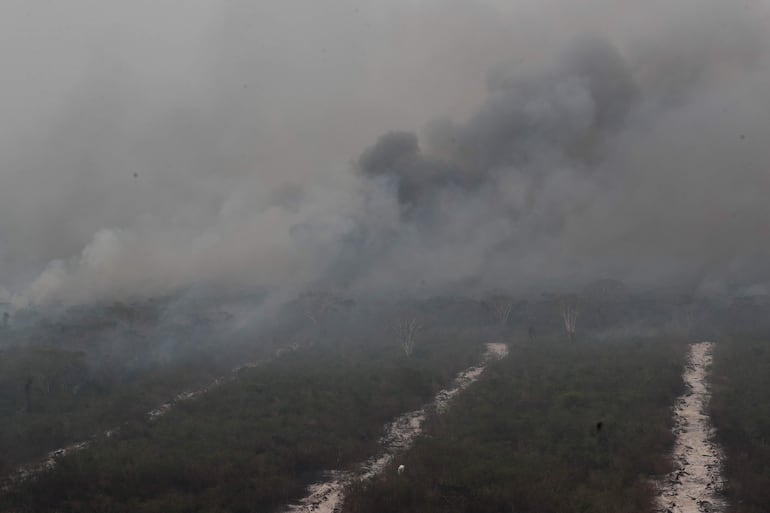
[2,0,770,307]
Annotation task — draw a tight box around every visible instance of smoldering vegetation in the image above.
[0,289,695,512]
[2,1,770,511]
[6,283,769,512]
[2,279,769,481]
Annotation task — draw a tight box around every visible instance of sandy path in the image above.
[283,342,509,513]
[1,359,263,490]
[1,343,304,491]
[656,341,725,513]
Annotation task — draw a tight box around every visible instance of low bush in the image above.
[343,337,687,513]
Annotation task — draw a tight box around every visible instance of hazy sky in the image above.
[2,0,770,306]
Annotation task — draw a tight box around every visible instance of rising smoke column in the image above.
[4,0,770,306]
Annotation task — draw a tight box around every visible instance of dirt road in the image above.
[284,342,509,513]
[656,341,725,513]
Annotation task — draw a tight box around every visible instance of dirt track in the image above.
[284,342,509,513]
[656,341,725,513]
[0,349,290,491]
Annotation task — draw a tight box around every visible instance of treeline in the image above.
[711,335,770,513]
[342,336,688,513]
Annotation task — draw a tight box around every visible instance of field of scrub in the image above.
[0,331,484,513]
[0,300,304,477]
[710,336,770,513]
[0,346,239,476]
[342,337,688,513]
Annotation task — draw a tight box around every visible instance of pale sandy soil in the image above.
[284,342,509,513]
[656,341,726,513]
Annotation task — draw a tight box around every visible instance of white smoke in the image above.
[3,0,770,307]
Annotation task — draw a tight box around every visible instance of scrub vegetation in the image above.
[0,328,483,513]
[342,336,688,513]
[711,335,770,513]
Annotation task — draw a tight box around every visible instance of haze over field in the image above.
[2,0,770,307]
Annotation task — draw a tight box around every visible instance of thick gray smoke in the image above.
[358,37,636,207]
[2,0,770,307]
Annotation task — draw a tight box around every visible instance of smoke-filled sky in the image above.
[2,0,770,306]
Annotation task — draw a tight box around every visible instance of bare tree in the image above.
[394,316,422,357]
[482,292,517,329]
[491,296,514,328]
[559,294,579,341]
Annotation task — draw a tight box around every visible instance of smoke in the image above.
[3,0,770,307]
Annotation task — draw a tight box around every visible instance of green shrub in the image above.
[342,337,687,513]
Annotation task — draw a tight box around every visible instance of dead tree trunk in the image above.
[395,317,422,357]
[491,297,514,328]
[559,295,578,341]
